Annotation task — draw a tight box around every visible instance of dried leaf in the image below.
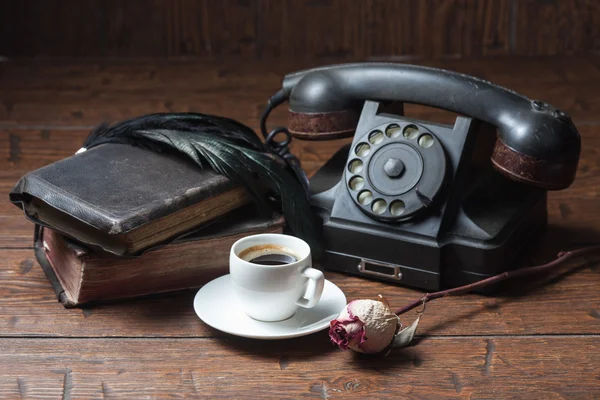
[393,314,421,348]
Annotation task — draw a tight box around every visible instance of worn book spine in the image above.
[34,216,285,307]
[34,226,71,305]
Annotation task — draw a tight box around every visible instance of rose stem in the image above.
[394,245,600,316]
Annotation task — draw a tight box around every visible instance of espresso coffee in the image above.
[238,244,299,266]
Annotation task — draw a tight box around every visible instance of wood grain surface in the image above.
[1,249,600,338]
[1,57,600,398]
[0,0,513,59]
[0,338,598,399]
[2,0,600,60]
[515,0,600,56]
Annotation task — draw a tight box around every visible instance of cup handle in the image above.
[296,268,325,308]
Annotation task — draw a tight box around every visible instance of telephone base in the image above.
[314,184,547,292]
[308,106,549,292]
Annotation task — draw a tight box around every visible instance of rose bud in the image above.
[329,298,400,354]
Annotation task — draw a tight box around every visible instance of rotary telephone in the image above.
[261,63,581,291]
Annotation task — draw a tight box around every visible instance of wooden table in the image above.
[1,57,599,399]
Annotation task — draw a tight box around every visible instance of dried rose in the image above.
[329,298,401,354]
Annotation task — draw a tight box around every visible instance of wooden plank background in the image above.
[1,0,600,59]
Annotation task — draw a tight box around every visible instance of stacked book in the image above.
[10,143,284,307]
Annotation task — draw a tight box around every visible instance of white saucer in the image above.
[193,275,346,339]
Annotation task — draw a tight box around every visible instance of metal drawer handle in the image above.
[358,259,403,280]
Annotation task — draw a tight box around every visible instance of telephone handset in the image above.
[261,63,581,291]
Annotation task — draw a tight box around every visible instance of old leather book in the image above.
[35,210,285,307]
[10,143,250,256]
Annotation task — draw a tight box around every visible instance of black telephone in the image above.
[261,63,581,291]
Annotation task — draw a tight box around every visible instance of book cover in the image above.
[11,143,250,255]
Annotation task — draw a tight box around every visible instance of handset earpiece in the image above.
[280,63,581,190]
[283,69,362,140]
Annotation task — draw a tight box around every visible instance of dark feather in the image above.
[83,113,265,152]
[82,113,321,253]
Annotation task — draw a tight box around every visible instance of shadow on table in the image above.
[346,344,425,371]
[210,328,341,361]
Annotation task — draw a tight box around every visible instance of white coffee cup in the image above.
[229,233,325,322]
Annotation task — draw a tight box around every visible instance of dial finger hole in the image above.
[368,130,384,145]
[349,176,365,191]
[348,159,364,174]
[403,125,419,139]
[418,134,434,148]
[358,190,373,205]
[390,200,406,217]
[355,143,371,157]
[372,199,387,215]
[385,124,402,138]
